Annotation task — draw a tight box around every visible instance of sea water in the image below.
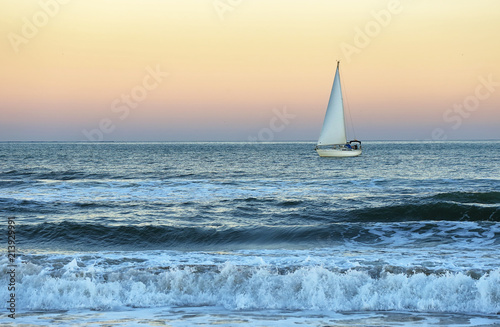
[0,141,499,326]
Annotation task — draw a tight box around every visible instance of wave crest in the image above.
[7,261,500,314]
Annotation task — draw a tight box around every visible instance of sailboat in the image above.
[315,61,362,157]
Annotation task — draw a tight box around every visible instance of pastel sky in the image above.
[1,0,499,141]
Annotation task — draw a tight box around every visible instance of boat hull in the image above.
[316,148,362,157]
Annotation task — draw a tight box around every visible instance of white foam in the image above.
[2,252,499,314]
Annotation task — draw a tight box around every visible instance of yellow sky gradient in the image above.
[1,0,499,141]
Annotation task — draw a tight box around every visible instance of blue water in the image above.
[1,141,499,326]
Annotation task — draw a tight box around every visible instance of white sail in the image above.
[317,63,346,145]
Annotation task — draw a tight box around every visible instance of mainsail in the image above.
[317,62,346,145]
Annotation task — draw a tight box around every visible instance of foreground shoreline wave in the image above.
[2,252,500,314]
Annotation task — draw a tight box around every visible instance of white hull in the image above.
[316,148,362,157]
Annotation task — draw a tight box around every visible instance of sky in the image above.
[1,0,499,141]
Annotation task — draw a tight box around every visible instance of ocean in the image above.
[1,141,499,326]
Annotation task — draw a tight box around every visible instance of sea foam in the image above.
[4,257,499,314]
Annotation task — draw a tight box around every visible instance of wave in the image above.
[227,193,500,223]
[430,191,500,205]
[0,198,119,214]
[3,259,500,314]
[0,169,237,182]
[0,169,114,181]
[3,190,499,220]
[349,201,500,222]
[17,219,499,250]
[19,222,319,249]
[306,191,500,222]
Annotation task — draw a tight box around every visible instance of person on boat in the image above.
[345,143,352,149]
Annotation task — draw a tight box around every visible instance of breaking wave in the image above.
[3,257,499,314]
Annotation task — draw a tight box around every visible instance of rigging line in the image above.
[339,67,357,140]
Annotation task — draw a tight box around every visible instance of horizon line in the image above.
[1,139,499,143]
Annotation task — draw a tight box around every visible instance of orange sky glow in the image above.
[1,0,499,141]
